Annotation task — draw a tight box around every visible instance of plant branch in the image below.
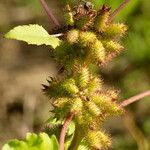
[39,0,61,27]
[120,90,150,107]
[124,111,149,150]
[59,113,74,150]
[109,0,130,22]
[68,123,82,150]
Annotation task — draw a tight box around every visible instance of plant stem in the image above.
[68,123,82,150]
[124,111,149,150]
[39,0,61,27]
[120,90,150,107]
[109,0,130,22]
[59,113,74,150]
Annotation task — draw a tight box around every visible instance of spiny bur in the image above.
[42,1,127,149]
[94,5,111,32]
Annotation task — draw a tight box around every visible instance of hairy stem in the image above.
[120,90,150,107]
[39,0,60,27]
[109,0,130,22]
[68,123,83,150]
[59,113,74,150]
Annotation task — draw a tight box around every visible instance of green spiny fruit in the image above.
[69,98,83,114]
[76,66,90,88]
[85,101,101,116]
[102,23,127,39]
[53,98,70,118]
[94,5,111,32]
[106,89,119,101]
[43,77,63,98]
[89,39,105,62]
[61,78,79,95]
[53,98,69,108]
[88,77,103,94]
[92,94,123,117]
[79,31,97,47]
[102,40,124,53]
[86,130,111,150]
[67,29,79,44]
[76,111,94,130]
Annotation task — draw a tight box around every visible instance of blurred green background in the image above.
[0,0,149,149]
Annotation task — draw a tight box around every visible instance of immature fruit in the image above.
[77,66,90,88]
[69,98,83,114]
[79,31,97,46]
[86,101,101,116]
[86,130,111,149]
[61,78,79,95]
[67,29,79,44]
[102,40,124,52]
[103,23,127,39]
[94,5,110,32]
[89,39,105,62]
[88,77,102,94]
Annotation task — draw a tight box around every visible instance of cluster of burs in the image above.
[44,3,127,150]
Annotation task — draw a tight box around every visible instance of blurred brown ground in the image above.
[0,0,60,147]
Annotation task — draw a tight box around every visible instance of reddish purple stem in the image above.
[59,113,74,150]
[120,90,150,107]
[109,0,130,22]
[39,0,60,27]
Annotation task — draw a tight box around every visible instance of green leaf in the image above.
[68,121,75,136]
[50,135,59,150]
[2,132,59,150]
[5,24,61,49]
[46,117,62,125]
[2,140,28,150]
